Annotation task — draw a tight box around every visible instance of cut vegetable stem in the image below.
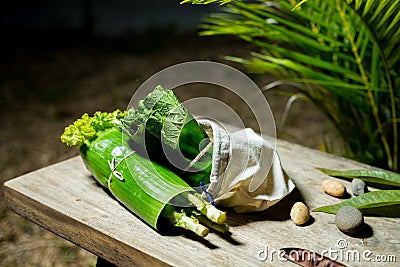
[195,214,229,234]
[188,193,227,224]
[171,210,209,237]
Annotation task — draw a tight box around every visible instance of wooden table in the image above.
[4,139,400,266]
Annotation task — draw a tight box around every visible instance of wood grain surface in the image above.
[4,139,400,266]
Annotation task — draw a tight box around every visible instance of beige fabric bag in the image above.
[199,119,295,213]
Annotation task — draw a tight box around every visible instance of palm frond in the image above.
[197,0,400,171]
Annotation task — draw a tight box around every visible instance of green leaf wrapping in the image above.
[123,85,213,186]
[80,127,194,228]
[314,190,400,217]
[318,168,400,187]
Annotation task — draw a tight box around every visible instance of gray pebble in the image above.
[352,178,367,196]
[335,206,364,233]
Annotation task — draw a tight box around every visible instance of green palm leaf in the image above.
[186,0,400,171]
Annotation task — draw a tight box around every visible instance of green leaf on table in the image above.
[318,168,400,187]
[314,190,400,217]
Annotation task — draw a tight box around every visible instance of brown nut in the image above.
[322,179,346,197]
[290,202,310,225]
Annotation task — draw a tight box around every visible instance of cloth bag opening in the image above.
[198,119,295,213]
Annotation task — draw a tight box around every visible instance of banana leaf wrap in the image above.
[123,85,213,186]
[79,127,194,229]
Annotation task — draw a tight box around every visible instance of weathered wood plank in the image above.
[4,140,400,266]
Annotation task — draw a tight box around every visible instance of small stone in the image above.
[290,202,310,225]
[321,179,346,197]
[335,206,364,233]
[351,178,367,196]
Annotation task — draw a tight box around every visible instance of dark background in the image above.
[1,0,216,35]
